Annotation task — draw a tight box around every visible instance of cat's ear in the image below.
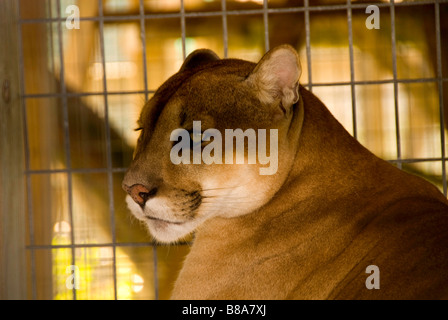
[180,49,220,72]
[246,45,301,115]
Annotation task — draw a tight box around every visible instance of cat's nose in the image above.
[124,184,158,207]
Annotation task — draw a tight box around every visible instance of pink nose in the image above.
[126,184,158,207]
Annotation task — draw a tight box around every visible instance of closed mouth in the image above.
[145,215,185,225]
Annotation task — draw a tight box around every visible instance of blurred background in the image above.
[1,0,447,299]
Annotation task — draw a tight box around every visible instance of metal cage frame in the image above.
[16,0,448,300]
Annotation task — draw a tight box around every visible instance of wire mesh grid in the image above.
[17,0,448,299]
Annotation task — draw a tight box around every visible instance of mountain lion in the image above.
[122,45,448,299]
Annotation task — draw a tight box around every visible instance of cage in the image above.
[0,0,447,300]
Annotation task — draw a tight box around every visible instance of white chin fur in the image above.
[125,195,197,243]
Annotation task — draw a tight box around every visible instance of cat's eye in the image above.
[201,130,212,141]
[190,131,202,144]
[134,127,143,132]
[188,130,211,148]
[189,132,202,150]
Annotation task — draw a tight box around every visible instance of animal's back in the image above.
[291,196,448,299]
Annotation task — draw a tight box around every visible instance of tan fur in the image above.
[123,45,448,299]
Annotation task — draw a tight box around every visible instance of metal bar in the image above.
[304,0,312,92]
[153,246,159,300]
[346,0,357,139]
[26,241,193,250]
[390,0,402,169]
[56,0,77,300]
[25,167,128,175]
[301,78,448,86]
[434,0,447,196]
[386,157,446,163]
[180,0,186,60]
[97,0,118,300]
[47,0,56,77]
[16,1,37,300]
[263,0,269,52]
[139,0,149,101]
[221,0,228,58]
[22,90,154,99]
[20,78,448,100]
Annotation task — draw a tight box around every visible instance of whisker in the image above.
[201,199,261,204]
[202,195,261,200]
[200,180,255,192]
[201,190,267,201]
